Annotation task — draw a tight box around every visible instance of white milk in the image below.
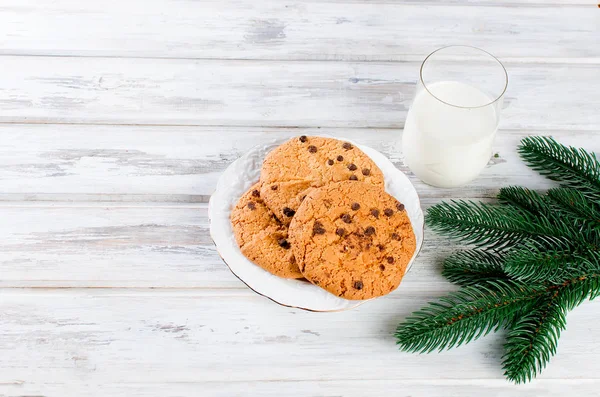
[402,81,498,188]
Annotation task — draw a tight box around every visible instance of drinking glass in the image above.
[402,46,508,188]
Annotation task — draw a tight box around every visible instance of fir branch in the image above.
[395,280,543,353]
[502,295,566,384]
[443,250,509,286]
[503,273,600,383]
[426,200,572,251]
[504,245,600,284]
[498,186,550,216]
[547,188,600,228]
[519,136,600,200]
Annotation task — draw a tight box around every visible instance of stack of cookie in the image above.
[230,136,416,300]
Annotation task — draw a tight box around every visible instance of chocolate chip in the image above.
[384,208,394,217]
[327,159,334,165]
[364,226,375,236]
[337,155,344,162]
[377,244,385,251]
[391,233,401,241]
[247,202,256,210]
[379,264,386,271]
[342,142,353,150]
[283,207,295,217]
[387,256,395,264]
[341,213,352,224]
[271,185,278,191]
[251,189,260,197]
[336,228,346,236]
[349,175,358,181]
[299,135,308,143]
[313,220,326,235]
[351,202,361,211]
[308,145,317,153]
[396,203,405,211]
[353,280,363,290]
[362,168,371,176]
[272,214,282,223]
[289,256,296,264]
[370,209,380,218]
[278,239,291,249]
[348,163,357,171]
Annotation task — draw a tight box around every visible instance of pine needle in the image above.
[443,250,509,286]
[519,136,600,200]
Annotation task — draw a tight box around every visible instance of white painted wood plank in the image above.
[0,1,597,61]
[1,290,599,393]
[0,58,598,129]
[5,379,600,397]
[0,204,471,288]
[0,124,597,201]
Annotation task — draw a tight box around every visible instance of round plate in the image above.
[208,136,424,312]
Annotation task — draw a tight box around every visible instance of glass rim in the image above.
[419,45,509,109]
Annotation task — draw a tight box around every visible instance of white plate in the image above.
[209,136,424,312]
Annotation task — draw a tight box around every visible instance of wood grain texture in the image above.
[0,125,596,201]
[0,0,597,61]
[0,58,598,129]
[1,290,599,394]
[1,0,599,395]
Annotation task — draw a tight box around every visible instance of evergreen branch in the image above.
[519,136,600,200]
[547,188,600,228]
[395,280,543,353]
[426,200,572,251]
[504,244,600,284]
[498,186,550,216]
[502,295,566,384]
[503,273,600,383]
[443,250,509,286]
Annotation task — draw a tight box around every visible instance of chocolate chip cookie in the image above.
[230,184,303,279]
[260,136,384,225]
[288,181,416,299]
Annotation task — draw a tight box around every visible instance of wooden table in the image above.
[1,1,599,395]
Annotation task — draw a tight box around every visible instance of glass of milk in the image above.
[402,46,508,188]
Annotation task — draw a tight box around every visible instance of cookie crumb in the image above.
[247,202,256,210]
[351,202,361,211]
[343,142,353,150]
[336,155,344,162]
[299,135,308,143]
[308,145,317,153]
[353,280,363,290]
[384,208,394,217]
[347,163,357,171]
[283,207,296,217]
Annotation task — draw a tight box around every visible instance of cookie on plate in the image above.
[260,136,384,225]
[230,184,303,279]
[288,181,416,300]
